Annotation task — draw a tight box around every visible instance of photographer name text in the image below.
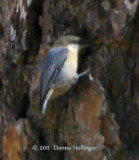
[32,145,97,152]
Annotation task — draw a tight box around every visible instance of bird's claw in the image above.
[89,73,94,81]
[78,68,90,78]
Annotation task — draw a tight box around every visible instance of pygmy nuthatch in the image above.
[40,35,91,114]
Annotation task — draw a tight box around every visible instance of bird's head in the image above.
[53,35,90,51]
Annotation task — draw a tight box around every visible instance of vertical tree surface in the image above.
[0,0,139,160]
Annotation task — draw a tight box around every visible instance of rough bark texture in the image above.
[0,0,139,160]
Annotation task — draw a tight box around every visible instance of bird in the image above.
[39,35,92,114]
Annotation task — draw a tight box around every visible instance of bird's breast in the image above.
[52,49,78,98]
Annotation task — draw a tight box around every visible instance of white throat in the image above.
[67,44,79,52]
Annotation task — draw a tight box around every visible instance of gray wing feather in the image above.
[40,48,68,106]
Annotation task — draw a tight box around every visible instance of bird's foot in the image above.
[78,68,94,82]
[78,68,90,78]
[89,73,94,81]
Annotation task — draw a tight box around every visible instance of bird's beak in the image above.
[79,44,91,50]
[78,38,93,50]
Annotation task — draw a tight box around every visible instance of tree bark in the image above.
[0,0,139,160]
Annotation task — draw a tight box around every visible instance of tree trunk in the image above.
[0,0,139,160]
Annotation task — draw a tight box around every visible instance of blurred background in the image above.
[0,0,139,160]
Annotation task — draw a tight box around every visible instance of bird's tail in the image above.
[41,89,54,114]
[42,98,48,115]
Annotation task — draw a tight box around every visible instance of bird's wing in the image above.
[40,48,68,106]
